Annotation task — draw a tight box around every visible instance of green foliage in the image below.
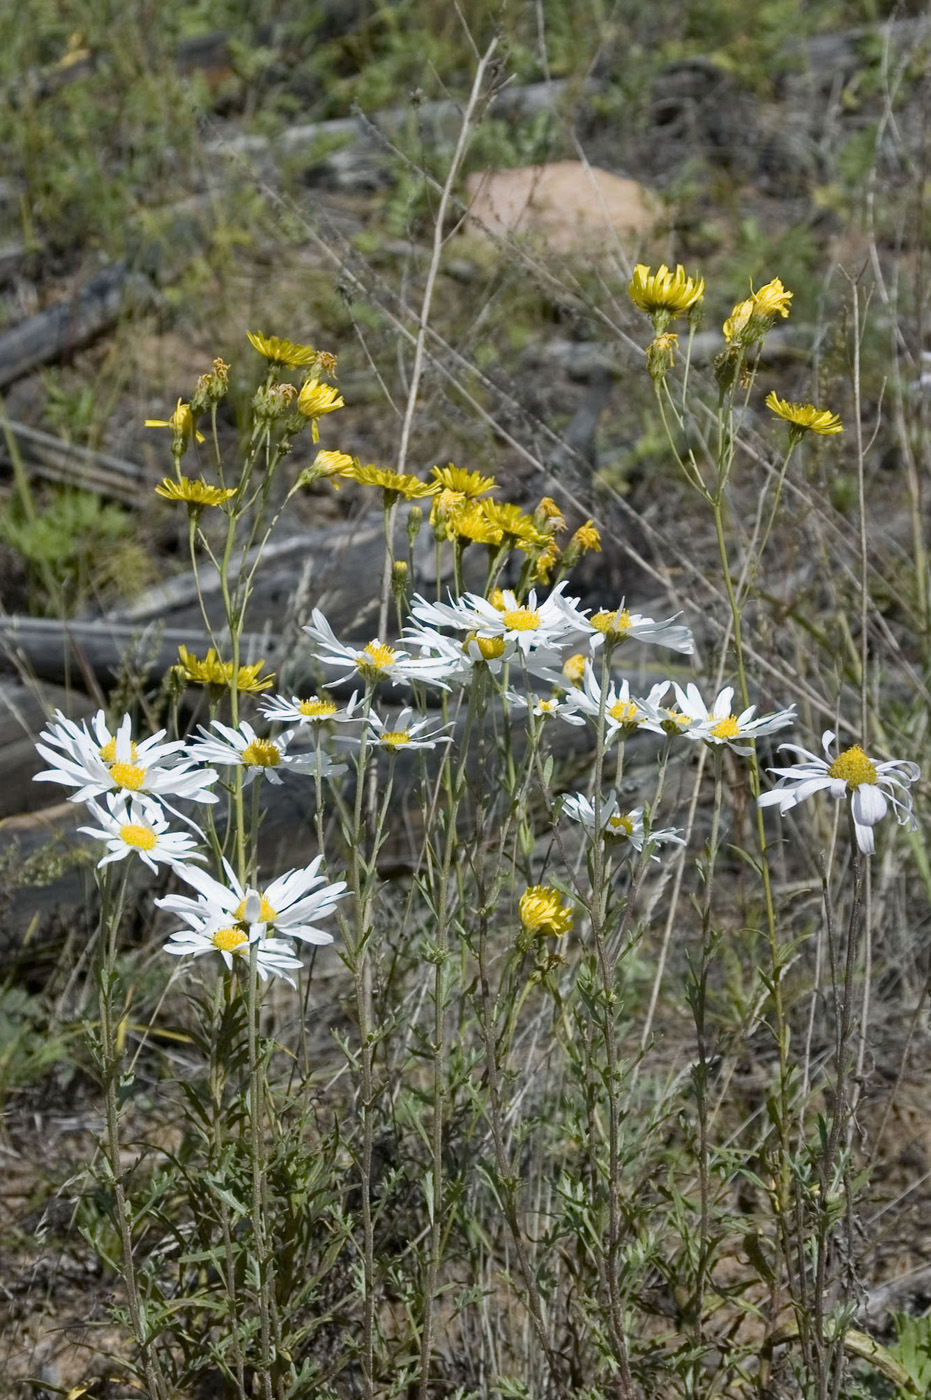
[0,487,143,614]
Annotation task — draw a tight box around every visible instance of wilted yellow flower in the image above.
[645,332,678,380]
[535,496,568,531]
[296,379,345,440]
[574,521,601,554]
[192,357,230,414]
[144,399,205,455]
[247,332,317,367]
[316,349,338,376]
[175,645,274,693]
[628,263,704,330]
[342,462,439,500]
[765,391,843,437]
[154,476,235,508]
[252,382,299,424]
[430,464,497,497]
[518,885,573,939]
[533,542,561,583]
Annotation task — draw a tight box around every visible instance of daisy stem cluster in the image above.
[35,282,923,1400]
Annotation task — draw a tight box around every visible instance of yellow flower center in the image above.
[711,715,741,740]
[489,590,506,610]
[608,814,635,835]
[100,737,139,763]
[828,745,878,788]
[381,730,411,747]
[212,927,249,954]
[235,894,278,923]
[298,697,337,718]
[502,608,540,631]
[591,608,631,636]
[463,632,507,660]
[609,700,641,725]
[110,762,146,791]
[361,641,397,672]
[241,738,281,768]
[119,823,157,850]
[562,653,586,682]
[663,708,691,730]
[537,700,556,712]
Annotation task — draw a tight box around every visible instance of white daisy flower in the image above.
[410,581,588,658]
[304,609,457,688]
[502,689,587,725]
[186,720,346,785]
[163,924,303,984]
[758,730,920,855]
[402,619,516,680]
[353,706,452,752]
[561,791,685,855]
[569,664,671,739]
[34,708,219,811]
[258,691,360,726]
[158,855,346,946]
[78,793,204,873]
[672,683,795,755]
[589,606,694,655]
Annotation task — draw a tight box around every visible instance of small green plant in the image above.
[0,487,136,614]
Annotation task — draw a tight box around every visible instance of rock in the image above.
[464,161,661,256]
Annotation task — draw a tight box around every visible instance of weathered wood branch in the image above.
[0,419,148,503]
[0,263,150,388]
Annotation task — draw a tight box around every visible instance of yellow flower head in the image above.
[316,349,338,376]
[562,652,587,684]
[431,486,466,521]
[342,462,439,501]
[175,645,274,693]
[442,501,503,545]
[298,449,355,490]
[628,263,704,330]
[752,277,793,320]
[482,501,550,553]
[518,885,573,939]
[154,475,236,509]
[722,299,754,345]
[144,399,205,456]
[247,332,317,368]
[723,278,793,347]
[296,379,345,440]
[765,391,843,438]
[430,464,497,498]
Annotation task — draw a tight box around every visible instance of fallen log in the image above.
[0,419,148,504]
[0,263,150,389]
[0,615,273,690]
[205,78,603,190]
